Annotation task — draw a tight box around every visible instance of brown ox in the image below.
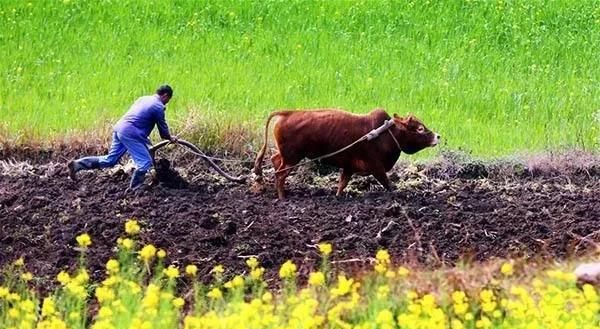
[253,108,440,199]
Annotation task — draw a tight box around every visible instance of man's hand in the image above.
[170,135,179,143]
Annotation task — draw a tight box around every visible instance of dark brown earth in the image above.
[1,148,599,291]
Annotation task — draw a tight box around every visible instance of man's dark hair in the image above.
[156,84,173,97]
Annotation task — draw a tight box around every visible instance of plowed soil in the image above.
[1,149,599,290]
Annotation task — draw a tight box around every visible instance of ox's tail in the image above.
[252,111,283,179]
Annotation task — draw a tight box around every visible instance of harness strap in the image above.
[387,129,402,150]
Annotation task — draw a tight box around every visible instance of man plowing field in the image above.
[68,85,178,191]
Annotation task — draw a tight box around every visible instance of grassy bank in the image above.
[1,0,599,157]
[1,219,599,329]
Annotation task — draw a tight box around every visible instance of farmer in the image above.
[68,84,178,190]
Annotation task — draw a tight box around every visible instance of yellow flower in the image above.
[583,284,599,302]
[142,284,160,310]
[8,293,21,301]
[98,306,113,318]
[66,282,86,299]
[41,297,56,317]
[21,272,33,282]
[452,291,467,303]
[246,257,259,269]
[377,285,390,299]
[121,238,134,250]
[106,259,119,274]
[163,265,179,279]
[375,309,394,326]
[76,233,92,248]
[251,267,265,281]
[207,288,222,299]
[374,263,387,274]
[0,286,9,298]
[407,290,418,300]
[279,260,297,279]
[318,243,332,256]
[139,244,157,262]
[95,286,115,303]
[500,262,514,276]
[157,249,167,259]
[57,271,71,285]
[475,315,492,328]
[74,269,89,284]
[308,271,325,286]
[13,257,25,267]
[125,219,141,235]
[173,297,185,308]
[20,299,36,313]
[232,275,244,287]
[262,292,273,303]
[376,249,390,263]
[397,266,410,277]
[211,264,224,274]
[421,293,436,308]
[331,274,354,297]
[479,289,495,302]
[8,308,19,318]
[454,301,469,316]
[102,276,121,287]
[185,264,198,276]
[451,319,465,329]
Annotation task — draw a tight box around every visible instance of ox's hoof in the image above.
[249,181,266,194]
[250,173,264,184]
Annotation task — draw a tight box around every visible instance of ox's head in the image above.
[391,113,440,154]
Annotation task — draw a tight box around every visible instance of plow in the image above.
[149,139,247,185]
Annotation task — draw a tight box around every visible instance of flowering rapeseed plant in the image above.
[308,272,325,287]
[3,221,600,329]
[185,264,198,277]
[279,260,297,279]
[139,244,157,263]
[75,233,92,248]
[163,265,179,279]
[125,219,141,235]
[501,262,514,276]
[13,257,24,267]
[318,243,332,256]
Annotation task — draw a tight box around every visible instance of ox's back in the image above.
[274,109,387,153]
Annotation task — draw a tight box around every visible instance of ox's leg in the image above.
[336,168,353,196]
[373,171,393,191]
[275,166,292,200]
[271,152,282,170]
[272,153,291,200]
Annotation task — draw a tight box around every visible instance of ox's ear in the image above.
[393,113,410,127]
[393,113,407,122]
[406,112,417,121]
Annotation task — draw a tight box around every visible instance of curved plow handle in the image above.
[149,139,246,184]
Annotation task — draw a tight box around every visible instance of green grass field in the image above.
[1,0,599,157]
